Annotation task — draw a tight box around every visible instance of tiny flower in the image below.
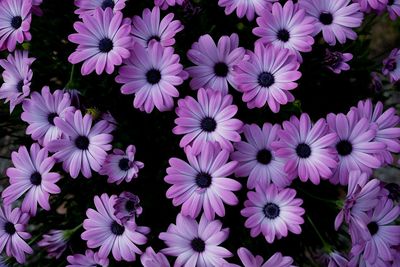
[116,41,187,113]
[233,43,301,112]
[113,192,143,223]
[0,0,32,52]
[299,0,363,46]
[154,0,184,10]
[387,0,400,20]
[173,88,243,155]
[100,145,144,184]
[217,0,272,21]
[67,249,109,267]
[2,143,61,215]
[68,7,132,75]
[81,193,150,262]
[231,123,290,189]
[241,184,305,243]
[223,247,295,267]
[47,110,113,179]
[253,1,315,61]
[186,33,246,94]
[159,213,232,266]
[38,230,70,259]
[21,86,75,146]
[140,247,170,267]
[324,49,353,74]
[0,205,32,264]
[74,0,127,18]
[131,6,184,48]
[369,72,383,92]
[0,50,35,112]
[165,142,241,220]
[382,48,400,83]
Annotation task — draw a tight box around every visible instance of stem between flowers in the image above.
[65,64,75,89]
[296,187,338,206]
[307,215,332,253]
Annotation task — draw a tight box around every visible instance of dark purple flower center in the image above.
[4,221,16,235]
[257,149,272,165]
[296,143,311,158]
[147,35,161,45]
[125,200,137,212]
[47,112,58,125]
[319,12,333,25]
[146,69,162,85]
[385,58,397,72]
[388,0,394,5]
[16,80,24,93]
[214,62,229,77]
[191,237,205,252]
[110,221,125,236]
[118,158,131,171]
[367,221,379,235]
[277,29,290,42]
[75,136,90,150]
[263,203,280,219]
[258,72,275,87]
[101,0,115,9]
[336,140,352,156]
[11,16,22,29]
[200,117,217,132]
[30,172,42,186]
[195,172,212,188]
[98,38,113,53]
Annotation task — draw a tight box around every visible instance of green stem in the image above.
[28,233,42,245]
[307,215,332,253]
[65,64,75,89]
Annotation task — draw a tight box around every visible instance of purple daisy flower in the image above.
[159,213,232,266]
[165,142,241,220]
[37,230,69,259]
[113,192,143,224]
[173,88,243,155]
[299,0,363,46]
[354,0,388,12]
[0,50,35,112]
[0,0,32,52]
[352,99,400,165]
[47,110,113,179]
[68,7,132,75]
[0,205,32,264]
[2,143,61,215]
[21,86,75,146]
[141,247,170,267]
[154,0,184,10]
[131,6,184,48]
[253,1,315,61]
[67,249,109,267]
[324,49,353,74]
[74,0,127,18]
[186,33,246,94]
[326,110,386,185]
[241,184,305,243]
[382,48,400,83]
[271,113,338,185]
[223,247,295,267]
[116,41,187,113]
[387,0,400,20]
[233,43,301,112]
[231,123,290,189]
[217,0,272,21]
[99,145,144,184]
[81,193,150,262]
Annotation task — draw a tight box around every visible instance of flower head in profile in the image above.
[116,41,187,113]
[100,145,144,184]
[0,0,32,52]
[387,0,400,20]
[67,249,109,267]
[154,0,184,10]
[354,0,388,12]
[68,7,132,75]
[324,49,353,74]
[186,33,246,95]
[0,50,35,112]
[253,1,315,61]
[173,88,243,155]
[74,0,127,18]
[165,142,241,220]
[233,43,301,112]
[299,0,363,46]
[38,230,70,259]
[223,247,295,267]
[81,193,150,262]
[47,110,113,178]
[241,184,305,243]
[218,0,272,21]
[231,123,290,189]
[0,205,32,264]
[141,247,170,267]
[21,86,75,146]
[2,143,61,215]
[113,192,143,224]
[159,213,232,266]
[131,6,184,48]
[382,48,400,83]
